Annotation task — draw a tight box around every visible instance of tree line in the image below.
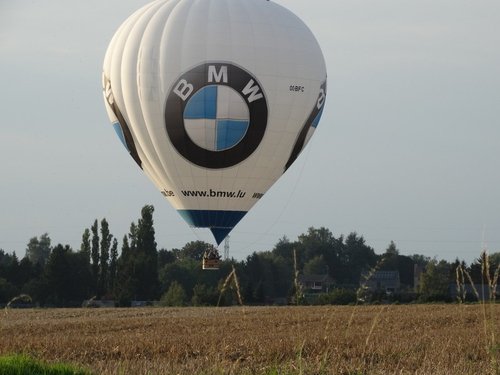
[0,205,498,307]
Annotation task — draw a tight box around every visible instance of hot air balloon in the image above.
[103,0,327,269]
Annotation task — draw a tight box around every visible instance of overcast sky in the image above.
[1,0,499,264]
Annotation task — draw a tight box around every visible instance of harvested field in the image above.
[1,304,499,374]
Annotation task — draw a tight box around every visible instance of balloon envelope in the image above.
[103,0,327,244]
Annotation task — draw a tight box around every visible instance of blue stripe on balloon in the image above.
[311,106,324,128]
[112,122,128,149]
[184,85,217,120]
[216,119,250,150]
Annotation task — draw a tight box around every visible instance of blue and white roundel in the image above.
[183,85,250,152]
[164,62,268,170]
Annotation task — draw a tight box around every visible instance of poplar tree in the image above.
[109,238,118,296]
[115,235,135,305]
[99,218,112,297]
[135,205,159,300]
[90,219,100,295]
[115,205,159,302]
[80,228,91,262]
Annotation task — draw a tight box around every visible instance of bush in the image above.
[191,283,218,306]
[160,281,187,306]
[316,289,357,305]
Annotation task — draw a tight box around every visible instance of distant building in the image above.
[362,271,401,294]
[298,274,334,294]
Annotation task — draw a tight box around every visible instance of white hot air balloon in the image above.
[102,0,327,262]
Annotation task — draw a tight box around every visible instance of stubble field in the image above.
[1,304,499,374]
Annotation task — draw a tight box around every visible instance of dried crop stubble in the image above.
[1,304,498,374]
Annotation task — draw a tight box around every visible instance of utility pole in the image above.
[224,235,230,260]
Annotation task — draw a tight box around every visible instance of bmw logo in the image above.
[165,62,268,169]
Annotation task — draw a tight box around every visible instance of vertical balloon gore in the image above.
[103,0,327,245]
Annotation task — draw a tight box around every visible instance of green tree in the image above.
[0,249,10,268]
[18,258,47,305]
[136,206,156,251]
[115,206,159,302]
[419,259,451,301]
[160,281,187,306]
[69,251,93,303]
[158,248,176,268]
[45,244,91,306]
[134,205,159,300]
[26,233,51,266]
[489,252,500,267]
[115,235,136,306]
[339,232,377,284]
[380,241,400,271]
[45,244,72,306]
[396,255,416,288]
[15,257,35,289]
[109,238,118,297]
[303,255,328,275]
[99,218,112,297]
[0,278,18,303]
[179,241,215,261]
[0,250,19,285]
[379,241,415,288]
[385,241,399,256]
[128,223,138,249]
[158,259,199,301]
[90,220,100,294]
[410,254,431,267]
[467,252,500,285]
[191,283,218,306]
[80,228,91,262]
[0,250,21,302]
[296,227,342,280]
[241,252,282,303]
[272,236,296,263]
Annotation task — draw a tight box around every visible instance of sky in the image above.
[1,0,500,264]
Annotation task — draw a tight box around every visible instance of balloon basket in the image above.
[202,258,220,270]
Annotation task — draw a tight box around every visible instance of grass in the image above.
[1,304,498,374]
[455,250,500,373]
[0,354,89,375]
